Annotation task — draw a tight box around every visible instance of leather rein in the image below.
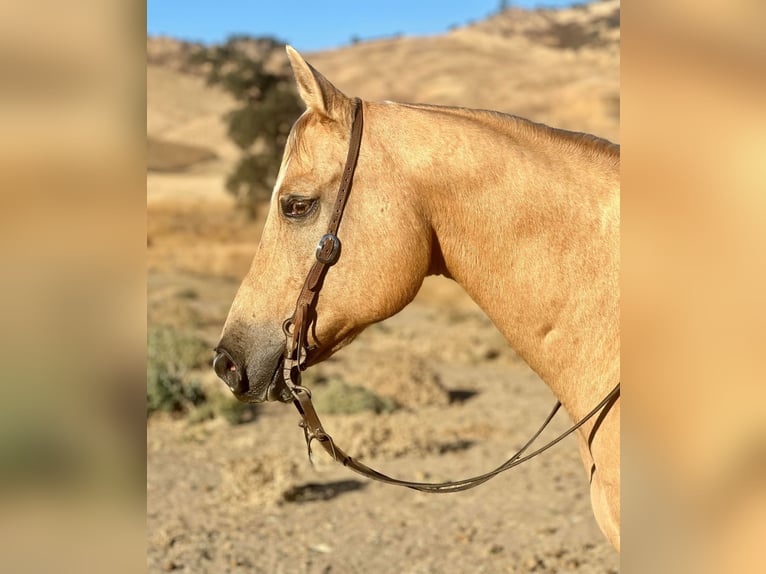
[281,97,621,493]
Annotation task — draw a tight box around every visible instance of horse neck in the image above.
[375,103,620,414]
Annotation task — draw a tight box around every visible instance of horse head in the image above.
[214,47,434,403]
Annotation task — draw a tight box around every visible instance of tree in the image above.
[189,36,303,216]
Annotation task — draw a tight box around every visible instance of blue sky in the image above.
[148,0,579,53]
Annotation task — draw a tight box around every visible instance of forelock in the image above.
[285,111,313,162]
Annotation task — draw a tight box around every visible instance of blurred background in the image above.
[0,0,764,572]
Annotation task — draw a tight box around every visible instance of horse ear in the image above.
[286,45,349,121]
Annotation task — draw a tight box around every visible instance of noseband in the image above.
[281,97,620,492]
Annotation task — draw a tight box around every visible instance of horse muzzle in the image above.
[213,344,291,403]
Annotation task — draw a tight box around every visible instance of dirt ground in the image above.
[146,190,618,573]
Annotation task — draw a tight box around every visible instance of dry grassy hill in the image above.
[307,0,619,141]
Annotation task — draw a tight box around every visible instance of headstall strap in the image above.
[282,97,363,392]
[280,96,621,492]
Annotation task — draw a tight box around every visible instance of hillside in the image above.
[306,0,619,140]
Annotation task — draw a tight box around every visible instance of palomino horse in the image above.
[214,46,620,550]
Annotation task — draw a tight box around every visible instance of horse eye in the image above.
[281,197,317,219]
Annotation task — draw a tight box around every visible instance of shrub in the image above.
[214,394,259,425]
[147,325,210,415]
[147,362,206,415]
[188,36,303,216]
[312,377,398,415]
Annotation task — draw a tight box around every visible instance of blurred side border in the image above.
[622,0,766,572]
[0,1,146,572]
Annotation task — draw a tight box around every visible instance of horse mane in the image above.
[539,122,620,165]
[395,101,619,167]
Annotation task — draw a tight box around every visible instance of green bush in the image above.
[147,325,210,415]
[188,393,258,426]
[188,36,303,216]
[148,324,209,371]
[147,362,206,415]
[214,394,259,425]
[312,378,398,415]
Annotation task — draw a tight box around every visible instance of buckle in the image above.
[315,233,341,265]
[281,317,294,337]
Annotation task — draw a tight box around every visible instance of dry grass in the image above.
[147,136,218,172]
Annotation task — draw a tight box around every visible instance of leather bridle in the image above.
[280,97,620,492]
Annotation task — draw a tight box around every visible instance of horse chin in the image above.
[267,379,293,403]
[266,356,293,403]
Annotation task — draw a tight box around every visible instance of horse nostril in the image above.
[213,348,247,395]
